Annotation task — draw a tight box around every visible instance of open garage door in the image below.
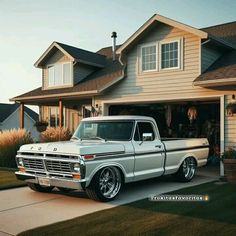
[109,100,220,166]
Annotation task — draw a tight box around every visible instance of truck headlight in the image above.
[72,163,80,173]
[18,158,24,167]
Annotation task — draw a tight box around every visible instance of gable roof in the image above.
[11,46,125,103]
[34,41,106,68]
[117,14,208,54]
[0,103,39,122]
[194,50,236,86]
[201,21,236,46]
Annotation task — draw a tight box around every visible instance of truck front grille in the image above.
[18,152,78,175]
[45,160,71,173]
[23,158,44,170]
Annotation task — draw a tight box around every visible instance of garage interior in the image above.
[109,100,220,165]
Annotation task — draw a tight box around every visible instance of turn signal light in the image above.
[84,155,95,160]
[72,174,81,180]
[19,167,26,173]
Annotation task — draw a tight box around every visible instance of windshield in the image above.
[72,120,134,141]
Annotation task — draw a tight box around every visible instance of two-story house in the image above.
[11,14,236,176]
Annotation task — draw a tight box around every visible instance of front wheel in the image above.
[27,183,54,192]
[86,166,123,202]
[174,157,196,182]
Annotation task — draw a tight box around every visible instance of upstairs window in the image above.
[161,40,180,69]
[48,63,72,87]
[141,44,157,71]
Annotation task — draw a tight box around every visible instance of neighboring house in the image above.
[11,14,236,176]
[0,103,39,140]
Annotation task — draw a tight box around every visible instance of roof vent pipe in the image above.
[111,31,117,61]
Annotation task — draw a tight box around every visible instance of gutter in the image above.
[193,77,236,87]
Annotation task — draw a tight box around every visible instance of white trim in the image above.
[159,38,181,71]
[34,42,74,68]
[101,94,222,105]
[220,95,225,177]
[139,42,158,73]
[46,62,73,89]
[199,38,202,75]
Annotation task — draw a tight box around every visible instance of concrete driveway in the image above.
[0,168,218,236]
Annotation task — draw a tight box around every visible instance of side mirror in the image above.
[142,133,153,141]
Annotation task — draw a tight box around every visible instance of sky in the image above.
[0,0,236,112]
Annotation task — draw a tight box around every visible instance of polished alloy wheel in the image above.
[98,167,121,199]
[182,157,196,180]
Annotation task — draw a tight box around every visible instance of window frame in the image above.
[159,39,181,71]
[140,42,158,73]
[48,106,66,128]
[47,62,72,88]
[133,121,156,142]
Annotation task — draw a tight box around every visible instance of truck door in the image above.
[132,121,165,181]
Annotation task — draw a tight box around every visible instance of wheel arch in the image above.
[86,163,126,187]
[177,153,198,170]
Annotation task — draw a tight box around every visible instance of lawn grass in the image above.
[0,170,26,190]
[18,181,236,236]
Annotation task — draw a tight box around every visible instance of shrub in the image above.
[0,129,33,168]
[222,148,236,160]
[40,127,72,143]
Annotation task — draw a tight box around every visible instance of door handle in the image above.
[155,145,162,148]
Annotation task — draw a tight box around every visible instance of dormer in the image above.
[34,41,106,90]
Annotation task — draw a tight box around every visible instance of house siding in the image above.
[97,24,234,102]
[201,45,221,73]
[95,23,235,149]
[1,108,39,140]
[225,95,236,149]
[74,63,95,84]
[42,49,72,90]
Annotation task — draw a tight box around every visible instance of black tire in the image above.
[57,187,73,193]
[86,166,123,202]
[174,157,196,182]
[27,183,54,193]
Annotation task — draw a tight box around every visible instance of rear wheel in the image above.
[27,183,54,193]
[86,166,123,202]
[175,157,196,182]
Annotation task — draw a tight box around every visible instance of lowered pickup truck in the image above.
[15,116,209,201]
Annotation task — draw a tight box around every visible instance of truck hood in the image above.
[19,140,125,156]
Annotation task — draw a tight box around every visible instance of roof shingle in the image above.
[0,103,38,122]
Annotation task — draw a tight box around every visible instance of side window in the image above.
[134,122,155,141]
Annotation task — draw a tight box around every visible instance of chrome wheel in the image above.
[182,157,196,180]
[98,167,122,199]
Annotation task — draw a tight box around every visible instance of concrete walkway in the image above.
[0,169,218,236]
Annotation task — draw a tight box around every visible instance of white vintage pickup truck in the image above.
[15,116,209,201]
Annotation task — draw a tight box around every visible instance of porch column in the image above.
[59,100,63,128]
[220,95,225,177]
[19,103,24,129]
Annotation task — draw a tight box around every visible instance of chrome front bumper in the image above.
[15,171,84,190]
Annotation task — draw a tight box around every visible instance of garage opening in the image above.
[109,100,220,165]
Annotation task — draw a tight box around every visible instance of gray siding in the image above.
[1,108,39,140]
[201,45,221,72]
[42,49,72,90]
[74,63,95,84]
